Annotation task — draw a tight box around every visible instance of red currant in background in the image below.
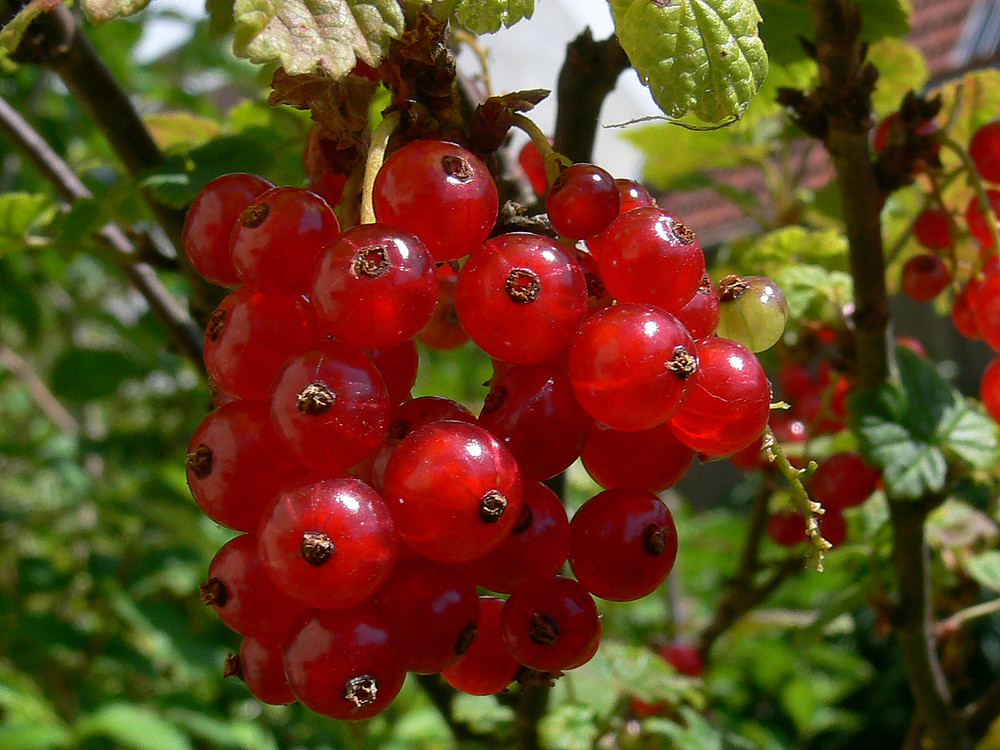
[953,281,982,339]
[477,364,592,480]
[518,139,548,196]
[913,207,953,251]
[614,178,656,213]
[366,339,419,407]
[972,270,1000,351]
[820,508,848,548]
[872,111,939,171]
[186,401,300,532]
[373,557,480,674]
[227,636,297,705]
[808,452,880,511]
[766,511,807,547]
[461,482,571,594]
[581,421,694,493]
[659,642,705,677]
[269,340,389,472]
[200,533,309,640]
[970,120,1000,183]
[675,273,721,340]
[443,597,521,695]
[373,139,498,262]
[668,337,770,457]
[230,186,339,298]
[257,476,397,610]
[569,303,697,432]
[203,287,327,402]
[310,223,437,349]
[546,163,620,239]
[182,172,274,287]
[980,355,1000,424]
[382,420,523,563]
[500,575,601,671]
[418,264,470,350]
[456,232,588,364]
[900,254,950,302]
[569,487,678,601]
[966,190,1000,250]
[283,604,406,720]
[595,207,706,313]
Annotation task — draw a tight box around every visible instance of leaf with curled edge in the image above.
[609,0,768,124]
[452,0,535,34]
[81,0,150,24]
[469,89,549,153]
[233,0,406,78]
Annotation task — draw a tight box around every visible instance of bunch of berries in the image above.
[182,132,782,720]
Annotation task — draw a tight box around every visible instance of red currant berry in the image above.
[518,139,548,196]
[257,476,397,609]
[569,488,678,601]
[269,341,389,472]
[953,280,982,339]
[675,273,720,340]
[966,190,1000,250]
[659,642,704,677]
[901,254,950,302]
[382,421,523,562]
[373,557,480,674]
[231,186,339,297]
[366,339,419,407]
[500,575,601,671]
[569,303,697,432]
[615,178,656,213]
[668,337,770,457]
[227,636,297,705]
[970,120,1000,183]
[461,482,570,594]
[443,597,520,695]
[809,452,879,511]
[546,163,620,239]
[182,173,274,287]
[575,251,614,312]
[373,140,498,262]
[820,508,848,548]
[913,207,953,251]
[972,270,1000,351]
[456,232,588,364]
[981,355,1000,423]
[581,421,694,492]
[310,223,438,348]
[418,264,470,350]
[766,511,807,547]
[283,604,405,720]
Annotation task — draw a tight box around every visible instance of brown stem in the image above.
[553,30,630,164]
[0,95,206,371]
[513,679,549,750]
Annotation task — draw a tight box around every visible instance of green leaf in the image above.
[50,349,144,403]
[966,551,1000,593]
[0,724,73,750]
[76,703,191,750]
[0,193,57,256]
[144,112,222,151]
[0,0,62,53]
[772,264,853,325]
[610,0,769,123]
[644,707,724,749]
[850,347,999,499]
[81,0,152,24]
[868,38,928,117]
[164,709,278,750]
[452,0,534,33]
[232,0,406,77]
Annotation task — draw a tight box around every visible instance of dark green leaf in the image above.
[50,349,144,403]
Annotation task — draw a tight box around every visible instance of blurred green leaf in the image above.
[869,38,929,117]
[145,112,222,151]
[967,551,1000,593]
[165,708,278,750]
[0,193,57,256]
[50,348,144,403]
[539,704,600,750]
[645,707,724,749]
[0,0,62,53]
[77,703,192,750]
[0,724,73,750]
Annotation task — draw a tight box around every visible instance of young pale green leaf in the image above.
[232,0,405,77]
[609,0,768,124]
[452,0,534,33]
[0,193,56,257]
[81,0,152,24]
[0,0,61,53]
[966,551,1000,593]
[850,347,999,500]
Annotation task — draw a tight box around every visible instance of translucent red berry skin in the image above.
[230,186,339,298]
[972,271,1000,351]
[186,401,300,532]
[419,265,469,350]
[257,476,397,610]
[668,337,770,457]
[203,534,309,640]
[809,452,879,511]
[500,575,601,671]
[182,173,274,287]
[461,482,571,594]
[595,207,706,312]
[675,273,720,340]
[518,140,548,196]
[615,178,656,213]
[767,511,807,547]
[456,233,588,364]
[913,208,953,251]
[966,190,1000,250]
[581,421,694,493]
[659,643,704,677]
[373,557,480,674]
[901,254,950,302]
[283,605,405,720]
[981,356,1000,423]
[373,140,498,262]
[269,341,389,472]
[953,281,982,339]
[367,339,419,407]
[310,223,438,349]
[478,364,592,481]
[568,488,678,601]
[970,120,1000,183]
[203,287,327,402]
[569,303,697,432]
[443,597,520,695]
[820,509,848,548]
[382,420,524,562]
[237,636,297,705]
[546,163,620,239]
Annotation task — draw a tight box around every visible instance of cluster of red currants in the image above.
[181,134,777,720]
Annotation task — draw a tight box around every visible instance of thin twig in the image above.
[0,344,79,433]
[936,597,1000,637]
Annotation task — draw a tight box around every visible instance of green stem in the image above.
[941,134,1000,264]
[359,112,401,226]
[512,112,569,187]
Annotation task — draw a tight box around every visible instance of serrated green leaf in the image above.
[869,38,928,117]
[77,704,191,750]
[452,0,534,33]
[772,264,853,324]
[0,0,61,53]
[610,0,768,123]
[966,551,1000,593]
[232,0,405,77]
[81,0,151,24]
[0,193,57,256]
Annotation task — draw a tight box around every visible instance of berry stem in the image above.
[511,113,569,188]
[941,133,1000,263]
[360,111,402,226]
